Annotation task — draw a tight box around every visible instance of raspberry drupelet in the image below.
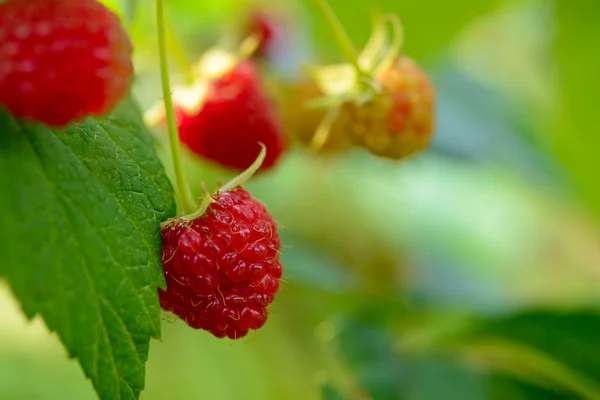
[159,187,282,339]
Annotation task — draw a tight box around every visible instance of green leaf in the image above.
[396,310,600,399]
[0,96,176,400]
[407,357,487,400]
[460,338,600,400]
[430,311,600,400]
[320,382,352,400]
[474,311,600,386]
[406,358,567,400]
[489,375,574,400]
[333,312,408,400]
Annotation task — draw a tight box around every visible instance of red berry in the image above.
[247,11,286,59]
[159,188,283,339]
[177,60,287,171]
[0,0,133,126]
[337,57,435,160]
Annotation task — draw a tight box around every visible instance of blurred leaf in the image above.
[0,96,175,399]
[278,232,360,293]
[554,0,600,215]
[459,339,600,400]
[432,66,565,188]
[397,310,600,399]
[407,357,487,400]
[310,0,513,61]
[451,0,555,112]
[473,311,600,386]
[333,312,407,399]
[166,0,238,17]
[332,309,580,400]
[407,360,571,400]
[320,383,352,400]
[488,375,575,400]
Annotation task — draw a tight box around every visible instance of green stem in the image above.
[312,0,364,75]
[177,143,267,222]
[156,0,197,215]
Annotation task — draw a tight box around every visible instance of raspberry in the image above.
[159,188,282,339]
[0,0,133,126]
[336,57,435,160]
[177,60,287,171]
[246,11,285,59]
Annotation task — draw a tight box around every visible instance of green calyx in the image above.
[305,7,405,151]
[307,12,405,108]
[170,143,267,225]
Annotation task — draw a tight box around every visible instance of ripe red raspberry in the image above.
[0,0,133,126]
[159,188,283,339]
[336,57,435,160]
[176,60,287,172]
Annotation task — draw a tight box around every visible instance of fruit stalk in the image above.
[156,0,197,214]
[312,0,363,73]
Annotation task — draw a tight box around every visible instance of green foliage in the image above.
[313,0,512,61]
[320,382,352,400]
[469,311,600,397]
[407,358,488,400]
[334,313,407,399]
[327,308,600,400]
[488,375,570,400]
[554,0,600,216]
[0,96,175,399]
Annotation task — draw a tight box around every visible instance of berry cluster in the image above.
[0,0,436,341]
[0,0,133,126]
[159,188,282,339]
[152,6,436,339]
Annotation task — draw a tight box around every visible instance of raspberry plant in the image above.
[0,0,437,399]
[2,0,600,400]
[0,0,288,398]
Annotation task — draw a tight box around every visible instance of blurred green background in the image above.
[3,0,600,399]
